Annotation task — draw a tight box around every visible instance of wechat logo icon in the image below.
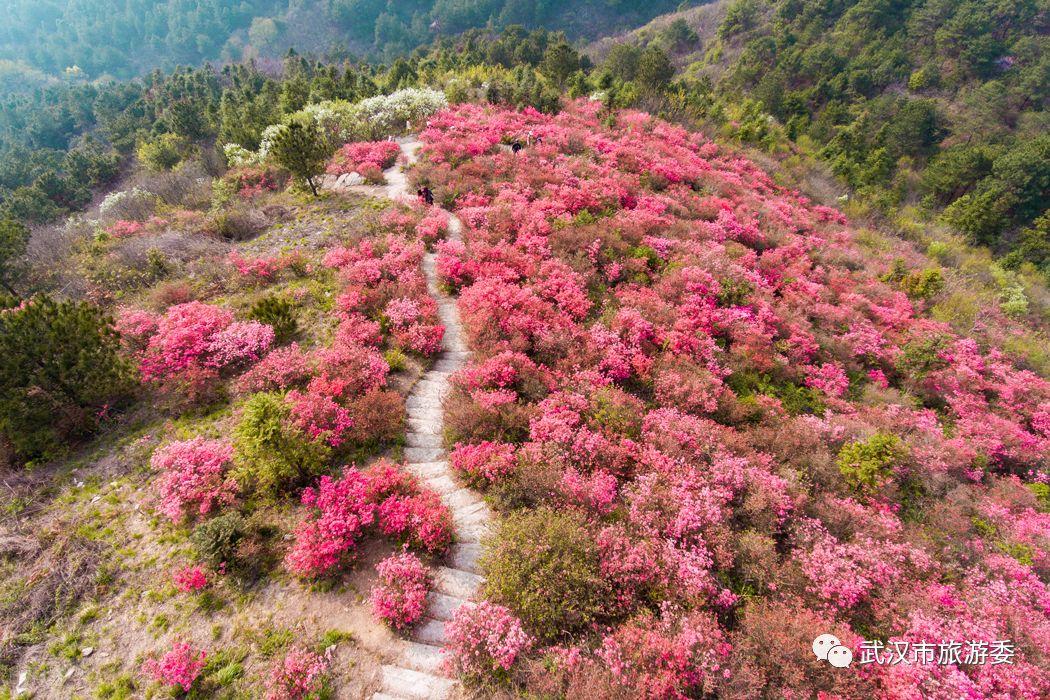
[813,634,853,668]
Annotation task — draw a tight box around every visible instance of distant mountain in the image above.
[0,0,691,85]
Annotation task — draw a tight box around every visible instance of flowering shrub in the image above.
[228,250,303,281]
[286,461,453,579]
[265,647,329,700]
[369,551,430,630]
[449,441,516,485]
[135,301,275,389]
[413,102,1050,695]
[285,470,375,578]
[142,640,206,692]
[444,602,533,680]
[367,461,454,555]
[327,140,401,175]
[172,565,209,593]
[234,343,311,394]
[107,219,145,237]
[151,437,237,522]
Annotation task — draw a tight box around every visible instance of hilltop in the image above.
[0,86,1048,697]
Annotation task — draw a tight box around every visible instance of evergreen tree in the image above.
[0,218,29,297]
[0,296,133,459]
[268,115,332,196]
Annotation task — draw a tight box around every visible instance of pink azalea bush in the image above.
[327,140,401,175]
[151,437,238,522]
[444,602,533,680]
[265,647,329,700]
[285,461,452,578]
[411,102,1050,696]
[172,565,209,593]
[369,550,430,630]
[284,470,375,578]
[227,250,303,281]
[142,640,206,692]
[135,301,275,384]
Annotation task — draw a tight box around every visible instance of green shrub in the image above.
[0,296,134,460]
[836,432,904,494]
[481,508,614,643]
[1028,482,1050,512]
[901,268,945,300]
[248,295,298,344]
[136,133,187,171]
[232,392,331,495]
[191,512,245,566]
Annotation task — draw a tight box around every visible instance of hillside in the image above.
[1,80,1049,698]
[583,0,1050,279]
[0,0,690,85]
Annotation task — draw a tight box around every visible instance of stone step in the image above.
[405,396,443,410]
[400,641,446,675]
[379,665,454,700]
[442,487,483,511]
[405,432,442,448]
[406,418,442,434]
[433,566,483,598]
[420,473,458,495]
[455,520,491,544]
[449,542,483,573]
[452,501,490,523]
[426,591,468,621]
[404,461,448,478]
[404,447,444,462]
[431,358,464,373]
[413,618,447,646]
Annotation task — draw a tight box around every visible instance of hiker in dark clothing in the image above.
[511,141,523,153]
[421,186,434,205]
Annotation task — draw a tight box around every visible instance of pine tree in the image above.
[0,218,29,297]
[268,116,332,196]
[0,296,133,459]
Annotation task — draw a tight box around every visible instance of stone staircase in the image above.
[344,147,490,700]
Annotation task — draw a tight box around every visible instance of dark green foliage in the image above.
[0,296,133,459]
[481,508,615,643]
[267,116,333,196]
[836,432,905,494]
[191,512,246,566]
[692,0,1049,259]
[232,392,331,495]
[248,295,299,344]
[0,218,29,296]
[636,46,674,94]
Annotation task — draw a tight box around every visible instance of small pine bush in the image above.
[836,432,904,494]
[191,512,245,566]
[481,508,614,643]
[232,392,332,495]
[248,296,299,344]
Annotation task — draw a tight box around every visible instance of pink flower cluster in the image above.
[227,250,303,281]
[264,647,329,700]
[172,565,209,593]
[444,602,533,678]
[327,140,401,175]
[142,640,206,692]
[151,437,237,522]
[369,550,430,630]
[324,234,444,357]
[132,301,275,382]
[285,461,452,578]
[412,102,1050,695]
[107,219,145,237]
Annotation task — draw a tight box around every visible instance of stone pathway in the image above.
[330,138,492,700]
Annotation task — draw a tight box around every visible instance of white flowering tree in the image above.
[221,88,448,166]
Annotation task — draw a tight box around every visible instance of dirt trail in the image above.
[332,138,491,700]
